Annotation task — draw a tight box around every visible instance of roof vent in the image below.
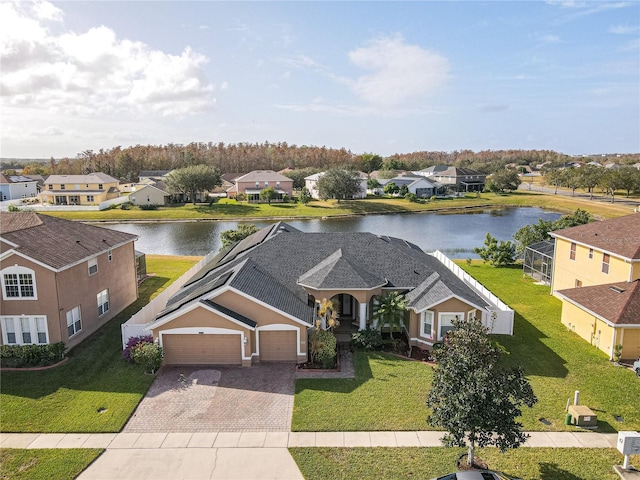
[609,286,625,293]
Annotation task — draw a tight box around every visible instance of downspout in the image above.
[610,327,617,361]
[549,238,557,296]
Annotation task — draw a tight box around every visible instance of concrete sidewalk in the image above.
[0,430,620,449]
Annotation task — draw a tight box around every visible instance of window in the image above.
[66,307,82,337]
[87,195,94,202]
[107,250,113,262]
[438,313,463,340]
[255,181,260,188]
[60,184,65,190]
[1,266,36,300]
[75,184,80,190]
[569,242,576,260]
[264,181,269,187]
[575,279,582,287]
[467,310,476,320]
[602,253,610,274]
[97,289,109,316]
[276,181,281,188]
[98,183,103,190]
[48,184,53,190]
[588,248,594,259]
[420,311,434,339]
[1,316,48,345]
[88,257,98,276]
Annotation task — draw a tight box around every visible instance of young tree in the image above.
[426,316,537,466]
[298,186,312,205]
[399,184,410,197]
[367,178,381,192]
[383,181,400,195]
[474,233,516,266]
[316,168,363,201]
[165,164,222,204]
[487,169,521,193]
[372,291,408,339]
[513,218,554,256]
[220,224,259,249]
[260,186,277,204]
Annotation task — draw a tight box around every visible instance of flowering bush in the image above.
[131,342,163,374]
[122,335,153,363]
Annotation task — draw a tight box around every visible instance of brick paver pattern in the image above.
[124,364,296,433]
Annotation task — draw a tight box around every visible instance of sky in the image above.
[1,1,639,159]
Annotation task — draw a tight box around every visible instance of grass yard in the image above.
[292,264,640,433]
[290,447,639,480]
[0,448,102,480]
[0,255,198,433]
[40,191,637,222]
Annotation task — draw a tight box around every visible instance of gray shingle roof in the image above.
[155,222,490,325]
[0,212,137,270]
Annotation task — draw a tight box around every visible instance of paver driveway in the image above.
[124,364,296,433]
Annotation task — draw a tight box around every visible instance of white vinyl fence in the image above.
[121,249,219,348]
[429,250,514,335]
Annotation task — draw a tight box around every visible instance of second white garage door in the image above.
[259,330,298,362]
[163,334,241,365]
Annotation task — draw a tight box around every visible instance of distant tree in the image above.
[383,182,400,195]
[552,208,592,230]
[474,233,516,266]
[427,315,537,466]
[367,178,381,191]
[487,169,521,193]
[544,169,564,194]
[513,219,554,256]
[298,186,312,205]
[564,168,580,197]
[616,166,640,198]
[399,184,409,197]
[358,153,383,173]
[600,169,621,203]
[260,186,277,204]
[372,292,408,339]
[316,168,363,201]
[165,164,222,204]
[577,165,601,199]
[220,224,259,249]
[286,167,320,190]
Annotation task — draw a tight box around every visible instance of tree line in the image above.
[543,165,640,202]
[4,142,638,183]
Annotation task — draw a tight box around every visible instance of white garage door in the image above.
[163,334,241,365]
[259,330,298,362]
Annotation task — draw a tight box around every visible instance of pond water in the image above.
[104,207,560,258]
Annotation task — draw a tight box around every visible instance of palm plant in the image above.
[372,291,408,339]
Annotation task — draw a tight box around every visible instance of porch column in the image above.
[358,302,367,331]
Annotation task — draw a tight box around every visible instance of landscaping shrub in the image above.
[404,192,418,202]
[352,328,384,351]
[122,335,153,363]
[131,342,163,374]
[139,204,158,210]
[312,329,337,369]
[120,202,132,210]
[0,342,66,368]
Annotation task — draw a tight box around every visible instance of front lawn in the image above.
[0,448,102,480]
[290,447,638,480]
[0,255,198,433]
[292,263,640,432]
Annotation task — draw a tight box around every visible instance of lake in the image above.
[104,207,561,258]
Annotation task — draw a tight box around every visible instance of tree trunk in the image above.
[467,443,475,467]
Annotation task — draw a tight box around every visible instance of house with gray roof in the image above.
[145,222,510,366]
[0,212,138,350]
[0,173,39,201]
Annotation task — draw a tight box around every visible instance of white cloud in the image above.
[0,1,215,118]
[609,24,640,34]
[541,34,561,44]
[342,35,450,108]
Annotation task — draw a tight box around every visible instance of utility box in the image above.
[568,405,597,428]
[617,431,640,455]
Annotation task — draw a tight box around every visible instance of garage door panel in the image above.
[260,330,297,362]
[163,334,241,365]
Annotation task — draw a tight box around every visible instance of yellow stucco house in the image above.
[40,173,120,205]
[550,213,640,361]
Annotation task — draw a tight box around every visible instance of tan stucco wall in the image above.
[560,300,617,358]
[632,262,640,282]
[129,187,167,206]
[236,180,293,197]
[620,329,640,360]
[553,239,633,292]
[407,298,480,348]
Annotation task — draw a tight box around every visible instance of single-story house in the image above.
[304,171,367,200]
[378,176,440,197]
[128,184,171,206]
[145,222,510,366]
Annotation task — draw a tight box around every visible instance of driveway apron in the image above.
[124,364,296,432]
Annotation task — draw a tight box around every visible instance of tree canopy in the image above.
[316,168,363,201]
[259,186,277,204]
[220,224,259,249]
[487,169,522,193]
[165,164,221,204]
[372,292,407,339]
[513,208,592,255]
[426,315,537,465]
[474,233,516,266]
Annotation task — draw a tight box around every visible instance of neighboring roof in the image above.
[415,165,451,174]
[234,170,293,183]
[432,167,486,178]
[550,214,640,260]
[305,171,367,181]
[139,170,172,178]
[132,184,169,195]
[44,172,119,184]
[221,172,242,182]
[557,280,640,326]
[526,240,555,257]
[154,222,489,327]
[381,176,437,187]
[0,212,137,270]
[0,174,37,184]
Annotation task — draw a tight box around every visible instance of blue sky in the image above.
[1,1,639,159]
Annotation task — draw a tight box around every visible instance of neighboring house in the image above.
[0,212,138,350]
[144,222,509,367]
[226,170,293,202]
[427,167,486,193]
[304,171,367,200]
[550,214,640,360]
[128,184,170,206]
[40,173,120,205]
[412,165,451,177]
[139,170,173,181]
[379,176,440,197]
[0,174,39,201]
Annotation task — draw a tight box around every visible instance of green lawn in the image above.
[0,448,102,480]
[290,447,639,480]
[0,255,198,433]
[39,192,637,222]
[292,264,640,432]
